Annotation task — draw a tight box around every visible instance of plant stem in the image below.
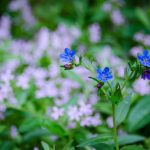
[121,71,134,91]
[112,103,119,150]
[107,82,113,93]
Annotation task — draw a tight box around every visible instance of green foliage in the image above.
[77,134,113,147]
[78,134,144,149]
[115,96,131,125]
[0,0,150,149]
[121,145,145,150]
[135,8,150,31]
[41,141,50,150]
[106,135,145,146]
[127,96,150,131]
[109,83,122,104]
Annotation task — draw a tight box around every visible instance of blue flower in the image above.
[137,50,150,67]
[96,67,113,83]
[60,48,76,63]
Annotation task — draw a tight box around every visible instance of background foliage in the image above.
[0,0,150,150]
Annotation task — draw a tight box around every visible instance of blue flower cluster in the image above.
[96,67,113,83]
[60,48,76,63]
[137,50,150,67]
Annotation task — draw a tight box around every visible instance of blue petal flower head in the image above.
[96,67,113,83]
[137,50,150,67]
[60,48,76,63]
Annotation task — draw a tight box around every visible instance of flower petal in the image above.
[143,50,149,56]
[64,48,70,55]
[137,54,143,61]
[97,68,102,74]
[103,67,109,74]
[70,50,76,57]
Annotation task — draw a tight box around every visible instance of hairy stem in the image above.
[112,103,119,150]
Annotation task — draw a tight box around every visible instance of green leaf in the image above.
[106,135,145,146]
[62,140,73,150]
[22,128,50,142]
[127,96,150,131]
[135,8,150,30]
[41,141,50,150]
[94,102,112,115]
[92,143,114,150]
[116,96,131,125]
[78,134,144,148]
[121,145,145,150]
[88,77,99,83]
[20,117,66,137]
[0,141,14,150]
[77,134,112,147]
[43,119,67,137]
[19,117,42,132]
[109,83,122,104]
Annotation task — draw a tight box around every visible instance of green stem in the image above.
[107,82,113,93]
[121,71,134,91]
[112,103,119,150]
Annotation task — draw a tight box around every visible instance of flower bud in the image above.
[141,69,150,80]
[96,82,103,89]
[64,64,74,70]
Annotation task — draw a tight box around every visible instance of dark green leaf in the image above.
[22,128,50,142]
[43,119,67,137]
[116,96,131,125]
[106,135,145,146]
[77,134,112,147]
[121,145,145,150]
[41,141,50,150]
[127,96,150,131]
[135,8,150,30]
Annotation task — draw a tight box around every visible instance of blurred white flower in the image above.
[106,117,113,128]
[36,28,50,51]
[80,114,101,127]
[50,107,64,120]
[134,32,144,42]
[16,75,30,89]
[33,147,39,150]
[88,23,101,43]
[143,35,150,46]
[67,121,76,129]
[67,106,81,121]
[78,102,93,116]
[130,46,143,57]
[0,104,6,112]
[102,2,112,12]
[133,78,150,95]
[0,16,11,40]
[111,10,125,26]
[0,113,5,120]
[9,0,36,26]
[116,65,126,77]
[10,126,18,138]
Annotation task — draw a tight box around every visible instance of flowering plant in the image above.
[60,48,150,150]
[1,1,150,150]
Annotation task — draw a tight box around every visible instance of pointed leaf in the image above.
[41,141,50,150]
[127,96,150,131]
[116,96,131,125]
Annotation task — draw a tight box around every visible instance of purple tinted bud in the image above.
[141,70,150,80]
[64,64,73,70]
[96,82,103,89]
